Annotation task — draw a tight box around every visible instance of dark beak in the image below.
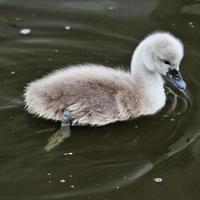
[167,69,186,90]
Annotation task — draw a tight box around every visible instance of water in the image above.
[0,0,200,199]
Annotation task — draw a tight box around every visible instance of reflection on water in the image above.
[0,0,200,199]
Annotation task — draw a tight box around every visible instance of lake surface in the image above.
[0,0,200,199]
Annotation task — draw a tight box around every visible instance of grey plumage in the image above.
[24,65,140,126]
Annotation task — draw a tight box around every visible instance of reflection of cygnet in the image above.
[24,32,186,126]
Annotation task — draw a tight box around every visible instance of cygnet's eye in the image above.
[163,60,170,65]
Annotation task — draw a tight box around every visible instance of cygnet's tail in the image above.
[24,80,64,121]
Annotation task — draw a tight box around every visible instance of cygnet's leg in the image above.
[45,109,72,152]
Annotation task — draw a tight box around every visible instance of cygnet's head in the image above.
[132,32,186,90]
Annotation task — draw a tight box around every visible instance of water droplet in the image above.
[20,28,31,35]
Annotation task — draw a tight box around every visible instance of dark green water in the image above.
[1,0,200,199]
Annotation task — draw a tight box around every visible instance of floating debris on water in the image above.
[108,6,115,10]
[170,118,175,122]
[65,26,71,30]
[134,125,138,129]
[115,186,120,189]
[54,49,59,53]
[70,185,75,188]
[69,174,73,178]
[48,58,52,61]
[153,177,163,183]
[189,21,194,28]
[11,71,15,75]
[16,17,20,21]
[20,28,31,35]
[163,114,169,118]
[64,152,74,156]
[179,160,183,164]
[60,179,66,183]
[48,180,52,184]
[47,173,51,176]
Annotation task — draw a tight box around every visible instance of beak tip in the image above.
[167,69,186,91]
[177,81,186,91]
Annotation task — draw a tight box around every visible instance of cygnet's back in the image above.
[24,64,140,126]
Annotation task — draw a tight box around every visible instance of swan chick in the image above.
[24,32,186,127]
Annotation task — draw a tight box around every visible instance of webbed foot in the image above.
[45,109,72,152]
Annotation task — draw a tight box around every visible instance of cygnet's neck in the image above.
[130,45,166,115]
